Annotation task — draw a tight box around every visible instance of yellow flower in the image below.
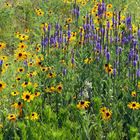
[101,109,112,120]
[47,72,56,78]
[11,91,19,96]
[0,123,3,128]
[21,81,32,88]
[5,2,12,7]
[0,42,6,50]
[33,92,41,97]
[30,112,39,121]
[22,91,34,102]
[0,81,6,91]
[138,82,140,89]
[84,58,92,64]
[56,84,63,93]
[104,64,113,74]
[100,107,107,114]
[45,86,55,93]
[7,114,16,121]
[66,18,72,24]
[17,67,25,73]
[14,50,28,61]
[18,42,28,50]
[11,102,23,109]
[77,101,90,109]
[35,8,44,16]
[131,91,137,97]
[127,102,140,110]
[107,4,112,9]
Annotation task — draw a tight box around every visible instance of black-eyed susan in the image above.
[106,12,113,18]
[101,109,112,120]
[66,18,72,24]
[18,42,28,50]
[22,91,34,102]
[104,64,113,74]
[7,114,16,121]
[21,81,32,88]
[48,10,53,16]
[0,55,8,61]
[27,71,37,78]
[15,51,28,61]
[35,8,44,16]
[0,42,6,50]
[11,91,19,96]
[107,4,112,9]
[45,86,55,93]
[131,91,137,97]
[84,58,93,64]
[11,101,23,109]
[0,123,3,128]
[138,82,140,89]
[5,2,12,7]
[33,92,41,97]
[16,76,21,82]
[77,101,90,109]
[47,72,56,78]
[56,84,63,93]
[30,112,39,121]
[127,101,140,110]
[17,67,25,73]
[41,67,48,72]
[100,107,107,114]
[0,81,6,91]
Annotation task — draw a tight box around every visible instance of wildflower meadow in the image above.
[0,0,140,139]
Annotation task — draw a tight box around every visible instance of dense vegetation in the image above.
[0,0,140,139]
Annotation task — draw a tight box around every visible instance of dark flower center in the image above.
[106,112,110,117]
[25,95,30,99]
[19,53,22,57]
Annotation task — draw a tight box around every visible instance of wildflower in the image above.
[0,123,3,128]
[56,84,63,93]
[30,112,39,121]
[33,92,41,97]
[11,91,19,96]
[18,42,28,50]
[22,91,34,102]
[107,4,112,9]
[138,82,140,89]
[27,71,37,78]
[127,101,140,110]
[66,18,72,24]
[131,91,137,97]
[0,42,6,50]
[35,8,44,16]
[104,64,113,74]
[11,102,23,109]
[21,81,32,88]
[45,86,55,93]
[84,58,92,64]
[101,109,112,120]
[7,114,16,121]
[16,76,21,82]
[77,101,90,109]
[5,2,12,7]
[48,10,53,16]
[0,81,6,91]
[47,72,56,78]
[0,55,8,61]
[100,107,107,114]
[15,51,28,61]
[17,67,25,73]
